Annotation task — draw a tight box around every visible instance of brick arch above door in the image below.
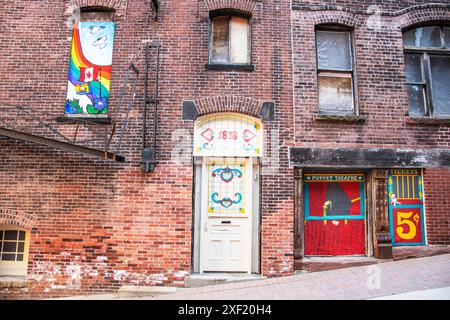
[195,96,264,118]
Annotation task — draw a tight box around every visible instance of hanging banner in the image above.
[65,22,115,117]
[194,113,263,157]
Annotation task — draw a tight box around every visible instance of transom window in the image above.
[403,26,450,117]
[315,28,357,115]
[209,15,251,65]
[0,226,30,276]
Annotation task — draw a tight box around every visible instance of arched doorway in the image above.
[192,113,263,274]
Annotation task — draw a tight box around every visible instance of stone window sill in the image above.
[313,113,367,123]
[0,276,29,288]
[405,116,450,125]
[205,63,255,72]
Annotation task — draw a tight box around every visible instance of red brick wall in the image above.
[424,168,450,245]
[0,0,448,299]
[292,2,450,249]
[292,3,450,150]
[0,0,294,298]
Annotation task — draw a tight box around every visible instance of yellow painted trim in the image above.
[407,175,410,198]
[396,176,399,198]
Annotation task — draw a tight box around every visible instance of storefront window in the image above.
[303,174,366,256]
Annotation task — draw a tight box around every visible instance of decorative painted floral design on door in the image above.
[212,167,242,183]
[208,162,245,214]
[65,22,116,116]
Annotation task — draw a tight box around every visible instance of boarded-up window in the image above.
[403,26,450,117]
[210,16,250,64]
[316,29,355,114]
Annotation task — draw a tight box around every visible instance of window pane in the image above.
[16,254,24,261]
[17,242,25,253]
[403,29,419,47]
[0,230,3,240]
[4,230,18,240]
[444,28,450,48]
[405,54,423,83]
[318,76,354,113]
[211,17,229,63]
[19,231,26,241]
[407,84,427,116]
[403,29,416,47]
[430,55,450,116]
[403,27,442,48]
[316,31,352,70]
[1,254,16,261]
[3,242,17,253]
[230,17,249,64]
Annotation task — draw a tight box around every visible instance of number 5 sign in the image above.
[390,207,425,245]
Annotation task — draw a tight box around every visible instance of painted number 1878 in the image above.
[219,131,238,140]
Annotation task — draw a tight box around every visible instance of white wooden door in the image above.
[199,157,253,273]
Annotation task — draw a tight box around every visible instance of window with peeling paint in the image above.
[0,226,30,276]
[210,16,250,65]
[403,26,450,117]
[316,29,356,114]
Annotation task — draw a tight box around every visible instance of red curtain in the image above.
[339,182,361,215]
[304,220,366,255]
[308,182,328,217]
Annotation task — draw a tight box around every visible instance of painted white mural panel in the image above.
[194,113,263,157]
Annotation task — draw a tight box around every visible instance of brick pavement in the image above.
[145,254,450,300]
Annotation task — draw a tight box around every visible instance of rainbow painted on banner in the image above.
[65,22,115,116]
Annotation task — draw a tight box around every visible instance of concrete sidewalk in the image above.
[141,254,450,300]
[49,254,450,300]
[371,286,450,300]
